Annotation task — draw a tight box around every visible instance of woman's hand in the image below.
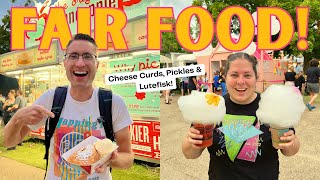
[278,130,296,149]
[277,130,300,156]
[187,127,205,149]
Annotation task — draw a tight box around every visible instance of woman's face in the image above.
[8,92,14,99]
[226,58,257,104]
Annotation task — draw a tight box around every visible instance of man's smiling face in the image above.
[64,40,99,89]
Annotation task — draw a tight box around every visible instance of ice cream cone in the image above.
[270,127,289,149]
[193,123,214,148]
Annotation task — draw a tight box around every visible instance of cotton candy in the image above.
[256,84,306,128]
[177,91,226,124]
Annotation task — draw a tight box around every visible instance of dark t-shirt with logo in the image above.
[306,67,320,83]
[207,94,280,180]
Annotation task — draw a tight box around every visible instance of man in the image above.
[305,59,320,110]
[180,76,188,96]
[187,75,198,94]
[295,62,303,74]
[11,90,27,115]
[4,33,134,179]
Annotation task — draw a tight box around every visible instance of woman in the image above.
[284,66,296,86]
[305,59,320,111]
[182,52,300,180]
[203,73,209,92]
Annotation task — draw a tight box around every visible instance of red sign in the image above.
[29,126,45,140]
[129,120,160,161]
[29,119,161,162]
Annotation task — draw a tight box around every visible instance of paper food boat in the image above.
[62,136,118,175]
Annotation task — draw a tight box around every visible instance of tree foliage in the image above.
[0,0,32,55]
[160,18,186,55]
[0,12,11,54]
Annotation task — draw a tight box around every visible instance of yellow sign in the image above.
[14,49,34,67]
[0,41,58,73]
[0,53,15,72]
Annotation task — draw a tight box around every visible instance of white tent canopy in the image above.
[176,54,196,61]
[160,55,172,63]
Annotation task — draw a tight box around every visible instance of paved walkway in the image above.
[0,117,45,180]
[0,156,45,180]
[160,95,320,180]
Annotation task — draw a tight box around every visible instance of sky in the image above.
[0,0,49,24]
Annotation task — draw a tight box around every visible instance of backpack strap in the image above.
[98,88,114,141]
[44,86,68,179]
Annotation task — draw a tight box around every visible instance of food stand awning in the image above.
[160,55,172,63]
[176,54,197,63]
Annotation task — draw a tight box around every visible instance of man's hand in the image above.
[94,151,118,173]
[14,105,55,126]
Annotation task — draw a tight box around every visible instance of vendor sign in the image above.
[109,55,160,117]
[130,120,160,162]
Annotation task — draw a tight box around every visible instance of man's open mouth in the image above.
[73,71,88,77]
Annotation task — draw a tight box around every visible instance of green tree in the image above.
[0,12,11,54]
[0,0,32,54]
[192,0,320,69]
[160,18,186,55]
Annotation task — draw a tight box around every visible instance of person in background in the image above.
[219,67,227,96]
[188,75,199,94]
[2,90,16,150]
[180,76,188,96]
[295,62,303,74]
[284,66,296,86]
[294,71,305,93]
[0,93,5,104]
[0,93,5,119]
[305,59,320,111]
[213,70,220,94]
[11,90,27,115]
[197,75,204,92]
[27,88,36,103]
[165,89,171,104]
[203,73,209,92]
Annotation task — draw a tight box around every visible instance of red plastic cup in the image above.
[193,123,214,148]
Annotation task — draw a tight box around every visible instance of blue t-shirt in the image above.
[214,75,220,87]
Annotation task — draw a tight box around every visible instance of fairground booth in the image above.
[0,0,160,164]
